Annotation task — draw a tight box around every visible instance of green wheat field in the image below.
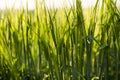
[0,0,120,80]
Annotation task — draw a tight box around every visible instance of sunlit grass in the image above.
[0,0,120,80]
